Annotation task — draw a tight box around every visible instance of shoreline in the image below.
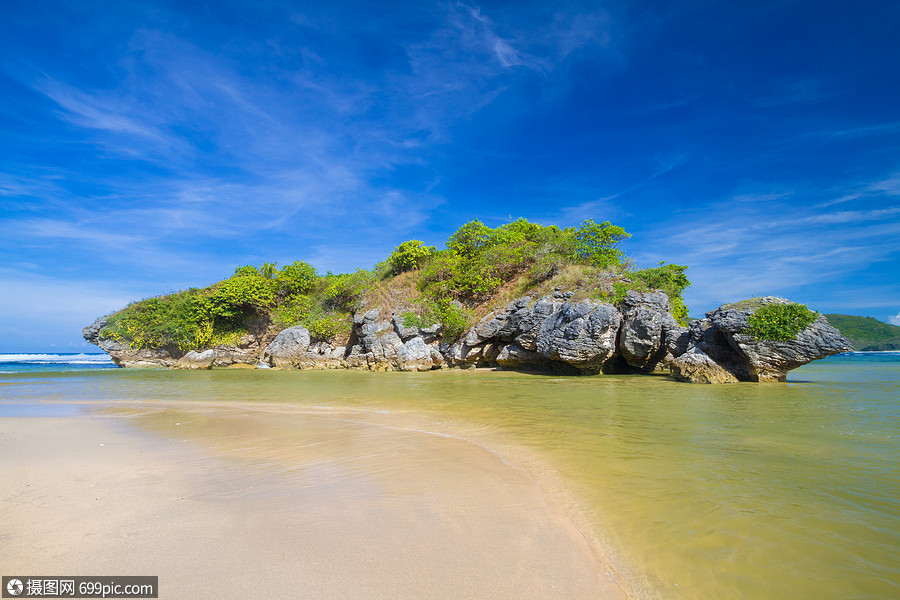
[1,405,629,599]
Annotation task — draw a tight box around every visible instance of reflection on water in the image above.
[1,354,898,599]
[104,405,522,506]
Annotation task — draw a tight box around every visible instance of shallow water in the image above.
[1,353,897,599]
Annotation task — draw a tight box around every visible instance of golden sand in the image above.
[0,408,627,599]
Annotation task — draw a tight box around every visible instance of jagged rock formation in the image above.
[445,290,684,374]
[255,309,444,372]
[82,317,180,368]
[84,293,851,382]
[670,297,852,382]
[81,316,271,369]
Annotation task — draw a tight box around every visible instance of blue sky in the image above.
[1,0,899,352]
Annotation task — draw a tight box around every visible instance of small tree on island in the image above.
[573,219,631,268]
[386,240,436,275]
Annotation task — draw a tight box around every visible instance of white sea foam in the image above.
[0,353,114,364]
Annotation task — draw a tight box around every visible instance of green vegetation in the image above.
[400,218,653,337]
[602,262,690,325]
[383,240,436,276]
[104,261,320,352]
[573,219,630,267]
[746,302,818,342]
[401,298,473,342]
[271,294,313,329]
[207,272,276,323]
[824,314,900,351]
[304,309,351,342]
[104,290,213,352]
[102,217,692,351]
[276,260,317,296]
[322,270,375,313]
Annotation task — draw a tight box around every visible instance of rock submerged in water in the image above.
[83,293,851,383]
[670,297,853,383]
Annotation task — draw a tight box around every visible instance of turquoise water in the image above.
[1,352,897,598]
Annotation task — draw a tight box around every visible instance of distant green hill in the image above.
[824,314,900,351]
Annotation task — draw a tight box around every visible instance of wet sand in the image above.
[0,407,627,599]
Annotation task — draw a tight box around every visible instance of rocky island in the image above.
[84,218,851,382]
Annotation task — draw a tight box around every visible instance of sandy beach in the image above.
[0,406,627,599]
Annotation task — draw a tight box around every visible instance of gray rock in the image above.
[495,342,547,368]
[81,317,108,345]
[445,341,484,367]
[705,299,776,333]
[396,337,441,371]
[729,315,852,381]
[444,341,467,364]
[80,316,175,367]
[429,345,444,367]
[369,331,404,362]
[514,296,564,351]
[85,285,845,384]
[354,308,382,327]
[482,342,503,363]
[536,300,620,373]
[110,348,177,368]
[324,345,346,360]
[670,347,740,384]
[418,323,442,344]
[618,291,670,370]
[663,320,691,358]
[672,297,852,382]
[392,313,419,342]
[464,297,536,346]
[210,347,260,367]
[463,315,492,346]
[262,326,311,367]
[494,297,534,341]
[175,349,216,370]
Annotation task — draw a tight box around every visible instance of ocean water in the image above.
[0,353,116,373]
[0,352,897,599]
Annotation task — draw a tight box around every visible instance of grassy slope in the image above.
[824,314,900,351]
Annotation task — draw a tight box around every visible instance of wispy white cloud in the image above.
[807,121,900,140]
[0,173,68,200]
[556,196,623,224]
[3,0,895,349]
[555,156,687,223]
[800,207,900,225]
[750,78,832,108]
[6,23,453,268]
[889,312,900,326]
[631,175,900,313]
[38,80,165,140]
[398,2,613,137]
[19,219,147,247]
[815,173,900,208]
[0,269,142,349]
